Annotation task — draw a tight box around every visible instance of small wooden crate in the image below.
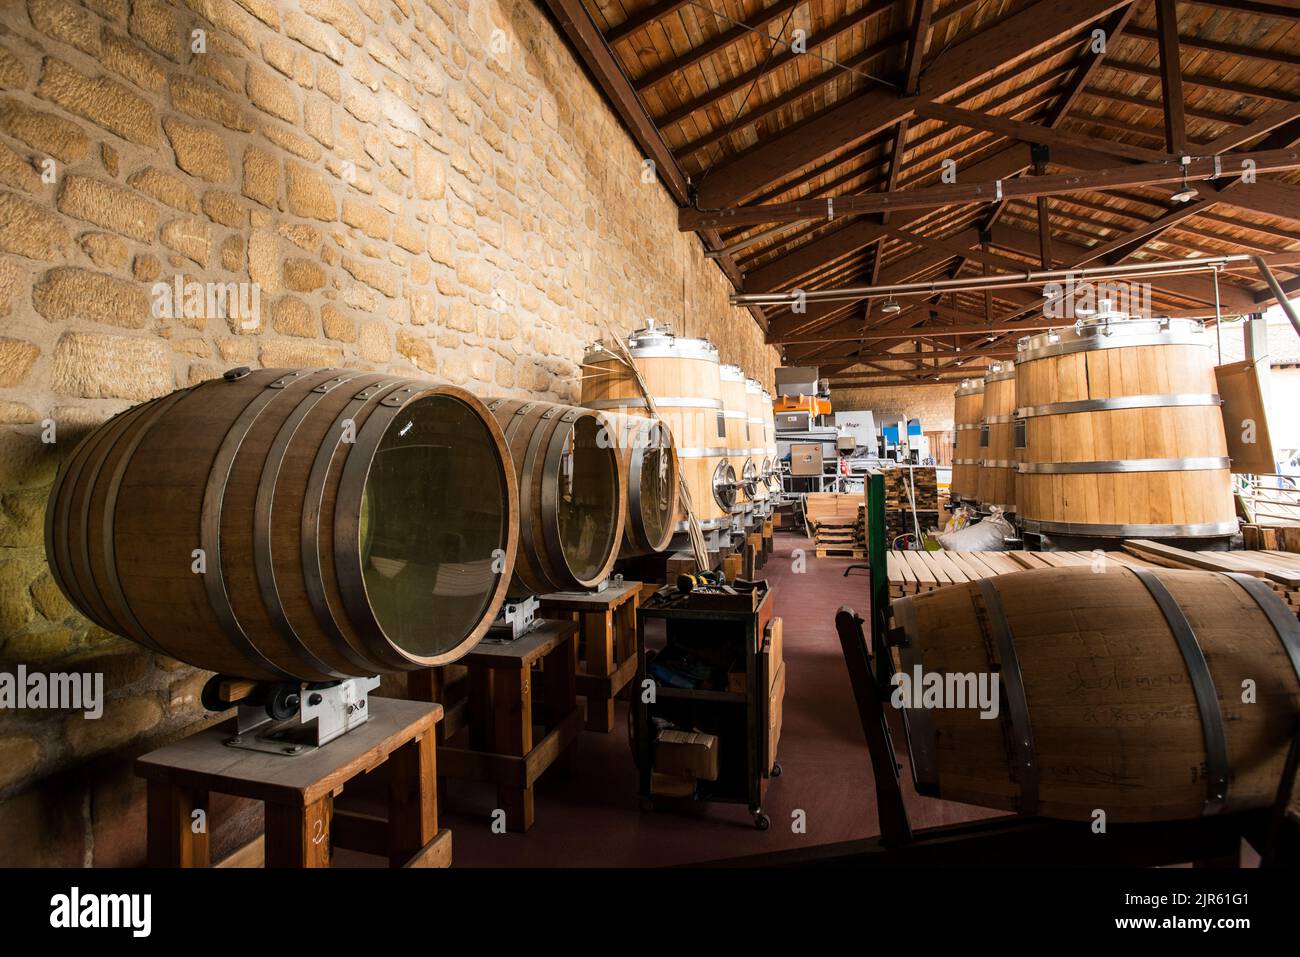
[539,580,641,733]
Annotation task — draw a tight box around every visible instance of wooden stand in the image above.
[135,697,450,868]
[538,580,641,732]
[438,619,581,832]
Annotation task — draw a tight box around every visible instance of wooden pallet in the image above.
[1122,539,1300,615]
[817,546,866,559]
[885,549,1158,599]
[885,544,1300,620]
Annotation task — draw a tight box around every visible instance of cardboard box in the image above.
[790,443,823,476]
[650,771,697,798]
[766,663,786,775]
[655,729,719,781]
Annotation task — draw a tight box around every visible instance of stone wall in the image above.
[831,382,958,432]
[0,0,778,864]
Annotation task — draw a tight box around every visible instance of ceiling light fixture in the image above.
[881,296,901,314]
[1170,158,1198,203]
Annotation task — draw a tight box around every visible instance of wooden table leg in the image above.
[583,608,615,732]
[265,797,332,867]
[545,627,579,772]
[614,595,638,668]
[494,667,534,832]
[388,731,437,867]
[146,780,210,868]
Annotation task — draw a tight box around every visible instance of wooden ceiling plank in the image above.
[655,0,899,131]
[695,0,1133,208]
[1202,99,1300,155]
[634,0,805,93]
[605,0,692,46]
[1125,25,1300,67]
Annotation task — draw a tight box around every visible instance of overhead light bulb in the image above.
[881,297,901,314]
[1171,161,1198,203]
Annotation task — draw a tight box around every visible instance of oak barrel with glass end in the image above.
[44,367,518,681]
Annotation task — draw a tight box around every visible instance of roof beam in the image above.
[694,0,1132,207]
[1125,25,1300,67]
[633,0,804,93]
[1100,58,1293,103]
[1154,0,1187,155]
[545,0,690,204]
[655,0,898,131]
[1184,0,1300,18]
[680,147,1300,230]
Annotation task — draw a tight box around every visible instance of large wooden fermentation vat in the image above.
[486,399,626,594]
[582,325,735,534]
[1015,316,1234,538]
[593,410,679,556]
[720,363,754,524]
[744,377,770,512]
[976,361,1017,513]
[761,388,780,495]
[891,565,1300,822]
[950,378,985,504]
[45,368,518,682]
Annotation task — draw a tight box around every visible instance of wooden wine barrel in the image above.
[720,364,753,523]
[593,410,679,556]
[976,361,1017,513]
[744,377,770,510]
[1015,316,1234,538]
[950,378,984,503]
[761,388,780,495]
[486,398,626,594]
[582,325,735,533]
[891,564,1300,822]
[45,368,518,682]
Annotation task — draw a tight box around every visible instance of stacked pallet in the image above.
[804,492,865,558]
[1122,539,1300,615]
[1243,524,1300,553]
[882,466,939,543]
[883,467,939,510]
[884,549,1175,599]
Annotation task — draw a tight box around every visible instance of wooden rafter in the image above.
[1154,0,1187,155]
[679,148,1300,230]
[694,0,1133,208]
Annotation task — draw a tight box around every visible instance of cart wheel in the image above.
[753,811,770,831]
[639,796,654,813]
[771,761,782,778]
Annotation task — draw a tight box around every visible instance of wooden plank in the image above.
[695,0,1131,207]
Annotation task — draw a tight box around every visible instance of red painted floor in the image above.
[441,528,996,867]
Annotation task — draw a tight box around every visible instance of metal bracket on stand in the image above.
[485,595,541,641]
[222,675,381,756]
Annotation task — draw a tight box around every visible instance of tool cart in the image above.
[633,582,784,829]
